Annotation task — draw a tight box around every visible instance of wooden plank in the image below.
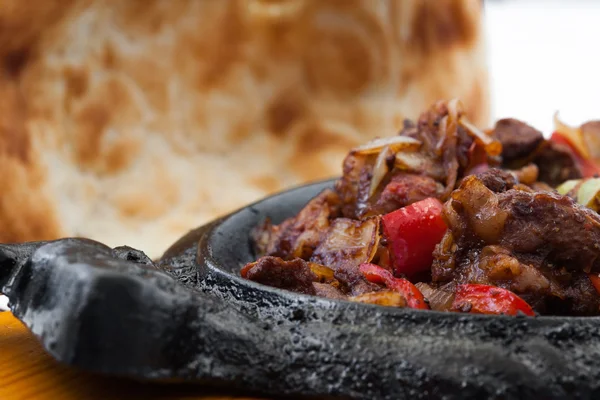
[0,312,265,400]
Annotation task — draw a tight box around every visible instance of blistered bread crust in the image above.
[0,0,489,257]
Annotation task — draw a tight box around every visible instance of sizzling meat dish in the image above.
[242,100,600,316]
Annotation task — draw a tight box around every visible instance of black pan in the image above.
[1,179,600,400]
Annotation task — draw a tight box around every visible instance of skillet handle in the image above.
[0,242,49,296]
[1,236,259,380]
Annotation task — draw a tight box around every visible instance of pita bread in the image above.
[0,0,489,258]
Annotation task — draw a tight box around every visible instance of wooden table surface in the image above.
[0,311,265,400]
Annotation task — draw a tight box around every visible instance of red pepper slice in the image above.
[551,132,600,178]
[240,261,256,278]
[451,284,535,316]
[359,263,429,310]
[381,198,447,279]
[588,273,600,295]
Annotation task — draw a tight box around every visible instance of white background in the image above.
[0,0,598,312]
[486,0,600,134]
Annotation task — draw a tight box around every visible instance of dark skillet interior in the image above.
[3,179,600,400]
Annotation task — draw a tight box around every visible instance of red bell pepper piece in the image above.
[240,262,255,278]
[381,198,447,278]
[588,273,600,295]
[551,132,600,178]
[451,284,535,316]
[359,263,429,310]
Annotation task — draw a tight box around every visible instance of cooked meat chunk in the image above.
[335,151,372,219]
[444,175,600,271]
[533,141,582,186]
[493,118,583,186]
[252,189,341,259]
[433,175,600,314]
[494,118,544,162]
[242,257,318,295]
[475,168,517,193]
[552,272,600,315]
[499,190,600,265]
[364,173,444,217]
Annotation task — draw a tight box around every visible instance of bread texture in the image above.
[0,0,489,257]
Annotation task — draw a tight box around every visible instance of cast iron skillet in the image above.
[1,179,600,400]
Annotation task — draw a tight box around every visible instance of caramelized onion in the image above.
[581,121,600,160]
[509,163,539,185]
[369,145,392,197]
[415,282,455,311]
[351,136,421,155]
[435,115,450,155]
[554,112,590,159]
[311,217,381,269]
[394,151,423,170]
[459,117,502,157]
[395,152,445,180]
[556,177,600,211]
[436,98,461,155]
[577,178,600,209]
[446,98,462,120]
[349,291,407,307]
[308,263,336,283]
[556,179,580,196]
[452,176,508,244]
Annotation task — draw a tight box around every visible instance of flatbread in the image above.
[0,0,489,258]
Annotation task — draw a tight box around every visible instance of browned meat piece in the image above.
[364,173,444,217]
[474,165,543,193]
[533,140,582,186]
[493,118,583,187]
[555,272,600,315]
[252,189,341,259]
[500,191,600,266]
[242,257,319,295]
[493,118,544,162]
[242,256,345,297]
[310,217,381,295]
[448,175,600,270]
[432,175,600,315]
[335,151,374,219]
[474,168,517,193]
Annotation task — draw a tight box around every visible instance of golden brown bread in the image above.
[0,0,489,257]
